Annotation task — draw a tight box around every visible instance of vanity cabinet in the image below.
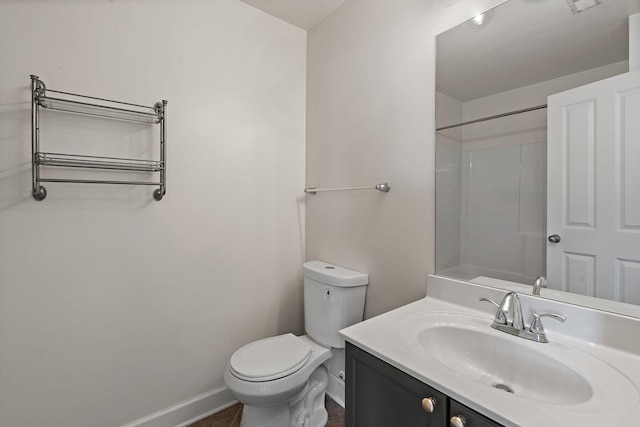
[345,342,503,427]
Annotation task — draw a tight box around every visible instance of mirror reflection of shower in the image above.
[435,99,547,284]
[435,0,640,308]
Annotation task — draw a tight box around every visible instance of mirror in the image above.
[435,0,640,314]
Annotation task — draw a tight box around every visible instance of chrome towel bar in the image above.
[304,183,390,195]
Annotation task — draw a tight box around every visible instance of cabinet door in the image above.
[346,342,447,426]
[449,399,503,427]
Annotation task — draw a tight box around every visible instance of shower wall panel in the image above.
[460,142,546,283]
[435,145,462,272]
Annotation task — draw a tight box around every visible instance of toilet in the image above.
[224,260,368,427]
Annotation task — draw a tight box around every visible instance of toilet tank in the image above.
[303,260,368,348]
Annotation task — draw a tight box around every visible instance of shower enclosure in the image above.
[435,94,547,284]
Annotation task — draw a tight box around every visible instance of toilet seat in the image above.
[229,333,311,382]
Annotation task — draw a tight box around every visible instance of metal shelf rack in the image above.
[30,75,167,201]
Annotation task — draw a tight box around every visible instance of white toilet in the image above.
[224,260,368,427]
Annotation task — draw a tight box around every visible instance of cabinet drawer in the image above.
[449,399,503,427]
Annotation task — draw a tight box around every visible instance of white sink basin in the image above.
[340,279,640,426]
[401,312,639,408]
[419,324,591,404]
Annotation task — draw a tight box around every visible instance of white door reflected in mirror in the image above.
[547,70,640,304]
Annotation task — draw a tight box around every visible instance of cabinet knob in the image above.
[421,397,437,413]
[450,415,467,427]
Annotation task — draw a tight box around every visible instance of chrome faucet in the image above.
[481,291,524,330]
[533,275,548,296]
[480,291,565,343]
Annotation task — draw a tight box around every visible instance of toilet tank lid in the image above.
[303,261,368,287]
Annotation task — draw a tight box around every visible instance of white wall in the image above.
[0,1,306,426]
[305,0,506,318]
[631,13,640,71]
[462,61,628,147]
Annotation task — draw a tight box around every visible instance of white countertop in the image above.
[339,276,640,427]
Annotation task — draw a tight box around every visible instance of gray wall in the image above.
[305,0,505,318]
[0,0,511,425]
[0,1,306,426]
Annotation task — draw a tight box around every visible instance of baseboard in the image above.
[121,386,237,427]
[325,373,345,408]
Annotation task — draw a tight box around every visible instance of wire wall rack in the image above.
[30,75,167,201]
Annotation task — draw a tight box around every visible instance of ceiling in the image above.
[239,0,348,30]
[238,0,639,98]
[437,0,640,102]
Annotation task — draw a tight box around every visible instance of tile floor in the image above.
[188,395,345,427]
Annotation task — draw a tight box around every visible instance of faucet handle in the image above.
[529,313,566,334]
[479,297,507,325]
[479,297,499,308]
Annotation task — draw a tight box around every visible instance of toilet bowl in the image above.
[224,334,331,406]
[224,335,333,427]
[224,261,368,427]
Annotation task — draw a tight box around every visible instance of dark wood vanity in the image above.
[345,342,502,427]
